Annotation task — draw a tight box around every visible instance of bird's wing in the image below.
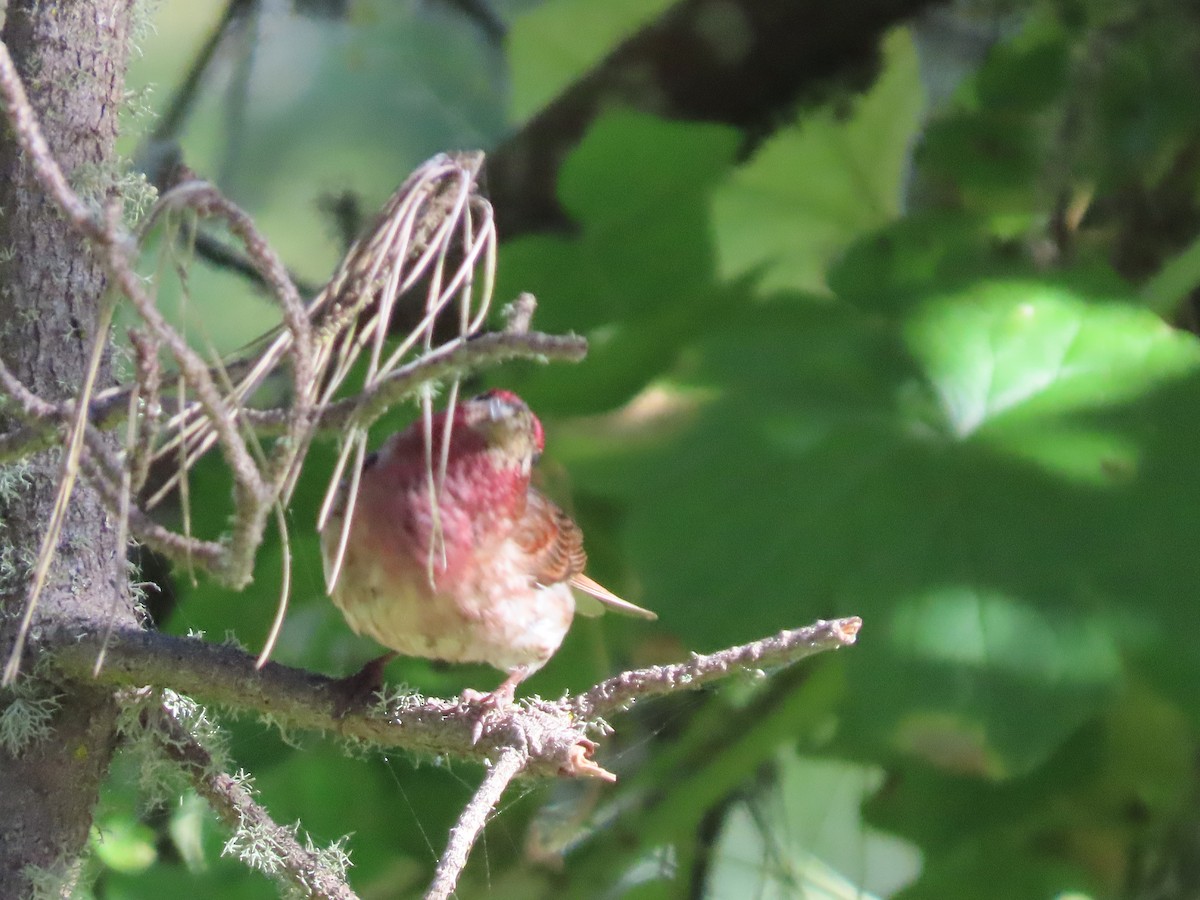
[515,488,657,621]
[514,487,588,585]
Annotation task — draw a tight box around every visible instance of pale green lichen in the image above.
[23,855,95,900]
[304,833,353,890]
[114,688,230,808]
[126,552,153,621]
[0,541,37,594]
[0,459,33,502]
[129,0,162,59]
[370,681,421,715]
[222,816,353,897]
[121,83,156,121]
[113,692,187,805]
[0,677,61,754]
[336,733,374,761]
[258,710,303,750]
[223,819,294,876]
[71,158,158,229]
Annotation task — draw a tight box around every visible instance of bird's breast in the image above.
[322,510,575,674]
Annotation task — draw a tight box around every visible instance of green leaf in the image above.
[559,275,1200,777]
[494,111,742,414]
[1141,230,1200,316]
[847,586,1121,778]
[705,751,921,898]
[167,792,213,873]
[92,815,158,874]
[865,685,1195,899]
[507,0,674,122]
[907,281,1200,437]
[709,28,924,295]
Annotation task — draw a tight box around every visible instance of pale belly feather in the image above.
[324,528,575,675]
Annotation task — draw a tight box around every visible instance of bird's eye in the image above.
[476,388,523,410]
[363,451,379,470]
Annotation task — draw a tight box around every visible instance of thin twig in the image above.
[425,748,526,900]
[152,701,359,900]
[571,617,862,720]
[0,328,587,464]
[0,354,57,420]
[248,329,587,436]
[78,431,225,570]
[187,228,322,298]
[149,0,256,144]
[0,42,104,238]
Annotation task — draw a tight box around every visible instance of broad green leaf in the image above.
[709,28,924,295]
[1141,230,1200,316]
[558,276,1200,777]
[92,816,158,874]
[507,0,674,122]
[494,111,742,415]
[846,586,1120,777]
[169,793,212,873]
[866,685,1194,898]
[705,752,921,899]
[907,281,1200,437]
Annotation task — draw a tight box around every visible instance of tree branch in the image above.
[425,748,525,900]
[245,328,588,435]
[44,617,861,780]
[0,328,587,463]
[151,701,359,900]
[571,616,862,719]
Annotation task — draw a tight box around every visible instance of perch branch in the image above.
[44,617,861,780]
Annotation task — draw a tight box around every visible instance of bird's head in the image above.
[371,389,544,480]
[454,389,544,471]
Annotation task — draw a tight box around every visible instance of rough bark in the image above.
[0,0,137,894]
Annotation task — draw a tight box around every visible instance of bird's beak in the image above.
[486,393,507,422]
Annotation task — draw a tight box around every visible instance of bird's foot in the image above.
[461,667,528,744]
[329,652,398,718]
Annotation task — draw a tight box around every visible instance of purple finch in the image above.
[321,389,655,703]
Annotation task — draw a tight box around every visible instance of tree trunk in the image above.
[0,0,136,894]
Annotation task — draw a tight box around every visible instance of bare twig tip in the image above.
[564,742,616,782]
[836,616,862,640]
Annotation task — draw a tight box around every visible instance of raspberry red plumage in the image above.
[320,390,653,699]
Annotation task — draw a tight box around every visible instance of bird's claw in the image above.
[461,684,517,745]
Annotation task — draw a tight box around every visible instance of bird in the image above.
[320,389,655,708]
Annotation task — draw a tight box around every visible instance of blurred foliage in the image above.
[94,0,1200,897]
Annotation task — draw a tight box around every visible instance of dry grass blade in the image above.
[3,299,115,685]
[255,501,293,669]
[319,429,367,596]
[310,154,495,599]
[143,153,486,531]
